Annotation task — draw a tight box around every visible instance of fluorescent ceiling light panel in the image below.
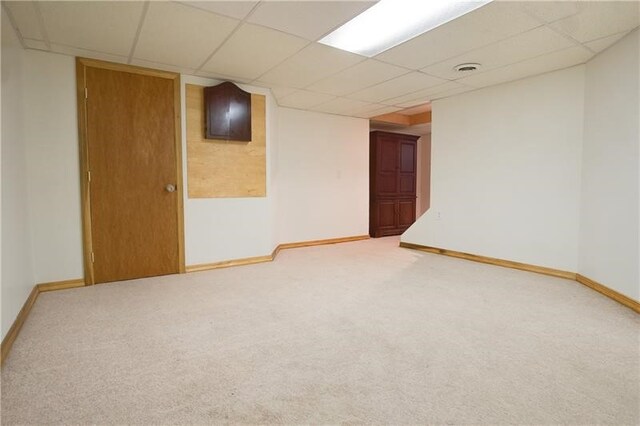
[319,0,492,57]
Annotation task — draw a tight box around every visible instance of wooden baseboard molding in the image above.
[278,235,370,251]
[1,286,38,365]
[399,242,577,280]
[400,242,639,314]
[2,278,86,365]
[187,235,370,273]
[38,278,85,292]
[185,255,274,273]
[576,274,640,314]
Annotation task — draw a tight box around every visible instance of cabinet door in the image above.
[371,199,401,237]
[398,140,416,196]
[228,88,251,141]
[398,199,416,228]
[376,135,399,196]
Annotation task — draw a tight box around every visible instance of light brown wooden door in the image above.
[83,63,181,283]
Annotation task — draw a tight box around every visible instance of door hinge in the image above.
[84,87,88,99]
[87,170,91,182]
[91,252,95,263]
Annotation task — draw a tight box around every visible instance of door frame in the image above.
[75,57,185,285]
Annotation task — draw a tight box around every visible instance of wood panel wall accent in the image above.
[186,84,266,198]
[399,241,640,313]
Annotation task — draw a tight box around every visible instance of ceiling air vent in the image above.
[454,63,481,72]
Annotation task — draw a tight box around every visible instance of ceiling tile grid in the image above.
[4,1,638,119]
[178,1,259,20]
[40,1,145,56]
[3,1,44,41]
[347,72,447,104]
[584,31,631,53]
[383,81,472,107]
[307,59,411,97]
[547,1,639,44]
[133,2,239,69]
[277,89,336,110]
[520,1,583,24]
[421,26,575,81]
[375,1,542,70]
[201,23,309,81]
[313,97,372,116]
[354,104,403,119]
[456,45,594,89]
[256,42,365,89]
[246,0,376,41]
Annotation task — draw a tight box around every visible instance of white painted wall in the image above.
[277,108,369,243]
[22,51,84,283]
[1,11,34,338]
[180,76,278,266]
[579,30,639,300]
[402,66,585,272]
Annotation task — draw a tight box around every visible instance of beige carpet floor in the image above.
[1,237,639,424]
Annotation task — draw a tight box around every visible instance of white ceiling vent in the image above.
[453,63,481,72]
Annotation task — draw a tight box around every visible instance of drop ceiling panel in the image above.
[38,1,144,56]
[456,45,593,88]
[249,83,297,100]
[307,59,409,96]
[4,1,43,41]
[50,43,129,65]
[135,2,239,69]
[247,1,376,41]
[427,84,477,101]
[202,23,308,81]
[383,81,468,106]
[178,1,259,20]
[520,1,583,24]
[348,72,446,103]
[585,31,630,53]
[258,43,364,89]
[422,26,574,80]
[376,1,541,70]
[130,58,196,76]
[278,90,336,110]
[194,70,253,84]
[549,2,640,43]
[257,84,297,100]
[313,97,372,115]
[23,38,48,50]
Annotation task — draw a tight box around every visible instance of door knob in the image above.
[165,184,176,193]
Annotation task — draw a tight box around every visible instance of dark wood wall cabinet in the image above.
[369,131,419,237]
[204,81,251,141]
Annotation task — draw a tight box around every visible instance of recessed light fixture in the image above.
[319,0,493,57]
[454,63,481,72]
